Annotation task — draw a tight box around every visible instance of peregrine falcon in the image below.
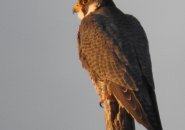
[73,0,163,130]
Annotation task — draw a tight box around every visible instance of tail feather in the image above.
[138,87,163,130]
[109,83,153,130]
[104,96,135,130]
[136,77,163,130]
[121,108,135,130]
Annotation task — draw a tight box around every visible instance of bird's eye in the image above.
[82,0,88,5]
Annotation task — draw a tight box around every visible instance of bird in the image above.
[73,0,163,130]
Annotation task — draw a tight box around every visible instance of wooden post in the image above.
[104,97,135,130]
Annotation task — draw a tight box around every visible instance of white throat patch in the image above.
[77,10,85,20]
[77,2,98,20]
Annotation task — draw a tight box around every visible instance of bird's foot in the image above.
[99,94,108,108]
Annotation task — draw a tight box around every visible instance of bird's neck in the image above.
[100,0,116,8]
[86,2,99,16]
[78,0,116,20]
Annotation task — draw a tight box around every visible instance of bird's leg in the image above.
[99,81,112,107]
[99,92,108,108]
[92,80,112,108]
[91,80,105,107]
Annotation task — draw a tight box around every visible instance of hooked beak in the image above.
[73,2,82,14]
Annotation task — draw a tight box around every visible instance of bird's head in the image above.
[73,0,115,20]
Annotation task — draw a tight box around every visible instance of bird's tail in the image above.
[108,83,153,130]
[121,108,135,130]
[104,96,135,130]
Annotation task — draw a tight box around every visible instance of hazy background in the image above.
[0,0,185,130]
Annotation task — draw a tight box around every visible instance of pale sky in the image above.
[0,0,185,130]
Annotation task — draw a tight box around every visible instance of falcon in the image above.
[73,0,163,130]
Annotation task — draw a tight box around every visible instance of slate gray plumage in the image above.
[75,0,163,129]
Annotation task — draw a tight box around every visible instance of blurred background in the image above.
[0,0,185,130]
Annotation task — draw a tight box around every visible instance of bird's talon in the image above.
[99,102,104,108]
[99,95,108,108]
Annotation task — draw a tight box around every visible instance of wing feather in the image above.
[78,14,138,91]
[78,10,162,129]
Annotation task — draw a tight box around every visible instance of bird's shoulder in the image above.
[78,8,155,89]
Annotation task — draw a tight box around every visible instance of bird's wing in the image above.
[78,14,138,91]
[78,14,152,129]
[121,14,163,130]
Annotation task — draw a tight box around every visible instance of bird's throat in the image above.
[77,10,85,20]
[77,2,98,20]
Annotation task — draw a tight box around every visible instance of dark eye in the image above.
[82,0,88,5]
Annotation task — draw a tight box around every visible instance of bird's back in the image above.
[93,6,163,130]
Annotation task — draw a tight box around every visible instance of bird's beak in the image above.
[73,2,82,14]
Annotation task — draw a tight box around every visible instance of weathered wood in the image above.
[104,97,135,130]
